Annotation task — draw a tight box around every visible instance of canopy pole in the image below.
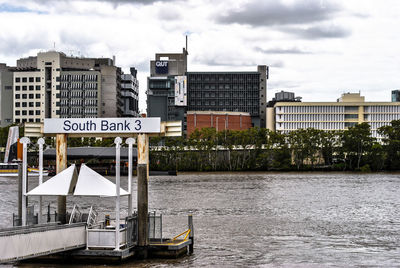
[114,137,122,251]
[37,138,45,224]
[56,134,67,224]
[126,137,135,216]
[20,137,30,226]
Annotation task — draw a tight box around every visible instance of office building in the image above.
[146,48,188,123]
[0,64,14,127]
[121,68,139,117]
[146,47,269,130]
[267,92,400,140]
[13,51,128,123]
[187,65,268,128]
[186,111,252,135]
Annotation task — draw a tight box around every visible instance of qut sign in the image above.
[155,60,168,74]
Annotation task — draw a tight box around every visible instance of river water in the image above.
[1,172,400,267]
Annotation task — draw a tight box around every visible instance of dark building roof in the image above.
[43,147,137,160]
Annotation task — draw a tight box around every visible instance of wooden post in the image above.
[188,215,194,254]
[17,163,22,225]
[137,133,149,249]
[20,137,30,226]
[56,134,67,224]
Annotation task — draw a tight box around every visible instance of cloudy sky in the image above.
[1,0,399,111]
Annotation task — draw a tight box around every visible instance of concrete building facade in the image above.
[186,111,252,135]
[121,68,139,117]
[267,92,400,140]
[13,51,127,123]
[0,64,14,127]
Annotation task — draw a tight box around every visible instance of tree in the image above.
[341,123,374,170]
[378,120,400,170]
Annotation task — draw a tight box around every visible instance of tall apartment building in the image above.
[13,51,129,123]
[187,65,268,128]
[0,64,14,127]
[121,68,139,117]
[267,92,400,140]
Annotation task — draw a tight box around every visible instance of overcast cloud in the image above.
[0,0,400,111]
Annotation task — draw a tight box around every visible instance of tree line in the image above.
[149,120,400,172]
[2,120,400,172]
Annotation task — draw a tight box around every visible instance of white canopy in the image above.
[74,164,129,196]
[27,165,78,196]
[27,164,129,197]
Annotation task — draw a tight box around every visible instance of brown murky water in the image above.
[1,172,400,267]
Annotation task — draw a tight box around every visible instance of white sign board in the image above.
[174,76,187,106]
[44,118,161,134]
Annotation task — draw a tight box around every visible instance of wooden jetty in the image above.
[0,119,193,264]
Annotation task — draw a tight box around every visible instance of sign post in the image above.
[37,138,45,224]
[126,138,135,216]
[20,137,30,226]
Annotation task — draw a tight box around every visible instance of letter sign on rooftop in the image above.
[44,118,161,134]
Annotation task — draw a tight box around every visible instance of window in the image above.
[36,110,40,115]
[36,77,41,82]
[29,94,34,98]
[22,111,27,115]
[15,102,20,107]
[22,77,27,82]
[15,86,20,91]
[56,93,60,98]
[35,85,40,90]
[56,102,60,107]
[22,94,27,99]
[35,119,41,122]
[36,94,40,98]
[15,111,20,115]
[22,102,27,107]
[15,77,20,83]
[29,102,34,107]
[16,94,20,99]
[56,77,60,82]
[22,86,27,91]
[29,77,34,82]
[36,102,40,107]
[29,85,34,91]
[29,111,34,115]
[15,119,20,123]
[56,110,60,115]
[45,62,52,65]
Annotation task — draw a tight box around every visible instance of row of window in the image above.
[189,100,259,106]
[15,85,41,91]
[189,92,259,98]
[15,77,41,83]
[189,85,259,91]
[188,74,259,82]
[60,90,98,98]
[15,101,41,108]
[60,74,98,82]
[15,93,41,99]
[364,106,400,113]
[15,110,41,116]
[61,83,98,89]
[60,99,98,106]
[60,107,98,115]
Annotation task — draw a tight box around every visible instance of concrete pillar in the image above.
[137,133,149,249]
[17,163,22,225]
[56,134,67,224]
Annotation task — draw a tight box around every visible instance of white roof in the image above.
[27,164,129,197]
[27,165,78,196]
[74,164,129,196]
